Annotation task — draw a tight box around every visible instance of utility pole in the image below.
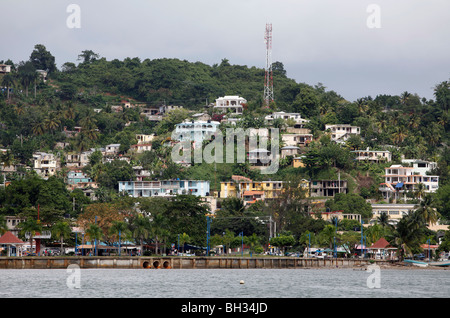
[264,23,274,107]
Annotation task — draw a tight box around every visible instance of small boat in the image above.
[428,260,450,267]
[404,259,428,267]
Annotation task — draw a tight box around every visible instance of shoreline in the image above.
[0,256,448,270]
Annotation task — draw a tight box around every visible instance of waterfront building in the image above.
[370,203,416,225]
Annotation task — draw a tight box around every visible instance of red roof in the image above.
[0,231,25,244]
[369,238,392,249]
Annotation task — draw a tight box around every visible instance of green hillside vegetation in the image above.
[0,44,449,257]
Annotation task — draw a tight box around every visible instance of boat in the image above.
[404,259,428,267]
[428,260,450,267]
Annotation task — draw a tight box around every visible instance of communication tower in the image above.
[264,23,274,107]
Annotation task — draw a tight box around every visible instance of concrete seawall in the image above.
[0,256,393,269]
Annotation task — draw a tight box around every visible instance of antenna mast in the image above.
[264,23,274,107]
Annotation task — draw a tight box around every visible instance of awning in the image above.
[395,182,404,188]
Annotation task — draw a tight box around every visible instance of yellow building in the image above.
[293,156,306,168]
[219,175,309,201]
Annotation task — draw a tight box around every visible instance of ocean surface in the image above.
[0,268,449,298]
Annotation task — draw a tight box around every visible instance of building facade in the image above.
[379,165,439,201]
[118,180,210,197]
[325,124,360,142]
[214,96,246,115]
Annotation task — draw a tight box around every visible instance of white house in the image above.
[104,144,121,155]
[352,149,392,162]
[214,96,246,115]
[173,120,220,146]
[265,112,309,128]
[401,159,437,175]
[32,152,59,179]
[379,165,439,201]
[325,124,360,142]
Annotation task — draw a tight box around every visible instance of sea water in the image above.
[0,268,448,298]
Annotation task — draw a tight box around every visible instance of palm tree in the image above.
[400,91,411,107]
[18,219,42,254]
[178,232,191,253]
[150,213,169,255]
[376,212,390,228]
[32,121,46,136]
[52,221,72,255]
[1,73,15,101]
[44,112,61,133]
[132,214,151,255]
[72,133,92,152]
[392,126,407,146]
[1,150,15,169]
[109,220,131,256]
[245,233,261,256]
[388,212,424,260]
[85,223,103,256]
[415,194,440,226]
[17,61,38,98]
[319,224,336,249]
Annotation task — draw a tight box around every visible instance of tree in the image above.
[178,232,191,253]
[52,221,72,255]
[131,214,151,255]
[270,234,296,255]
[245,233,262,256]
[85,223,103,256]
[109,220,131,255]
[376,212,391,228]
[18,218,42,254]
[388,211,425,260]
[77,203,124,244]
[318,224,336,249]
[325,193,372,221]
[78,50,100,64]
[1,73,15,101]
[30,44,56,73]
[17,61,38,97]
[415,194,441,227]
[0,215,8,235]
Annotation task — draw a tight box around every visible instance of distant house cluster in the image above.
[0,93,443,233]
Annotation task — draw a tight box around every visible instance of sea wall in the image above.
[0,256,393,269]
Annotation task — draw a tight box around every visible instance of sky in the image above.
[1,0,449,102]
